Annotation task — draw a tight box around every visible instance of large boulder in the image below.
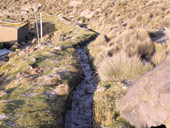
[120,54,170,128]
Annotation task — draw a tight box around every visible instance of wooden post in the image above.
[35,15,40,46]
[40,13,43,41]
[142,22,144,28]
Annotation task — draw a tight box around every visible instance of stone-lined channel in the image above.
[65,43,98,128]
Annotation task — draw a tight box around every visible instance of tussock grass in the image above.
[93,81,134,128]
[135,15,143,22]
[97,53,153,81]
[96,29,155,65]
[161,16,170,27]
[152,51,166,66]
[127,22,137,29]
[152,43,168,66]
[114,29,155,58]
[88,34,108,61]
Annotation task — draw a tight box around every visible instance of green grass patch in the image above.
[0,13,97,128]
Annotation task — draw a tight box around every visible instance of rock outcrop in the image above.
[120,54,170,128]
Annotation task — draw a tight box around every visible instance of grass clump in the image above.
[93,81,134,128]
[135,15,143,22]
[87,34,109,66]
[161,16,170,27]
[88,29,155,127]
[152,43,168,66]
[97,53,152,81]
[101,29,155,60]
[114,29,155,58]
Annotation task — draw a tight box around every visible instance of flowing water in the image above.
[65,44,98,128]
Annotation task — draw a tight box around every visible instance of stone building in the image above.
[0,19,28,43]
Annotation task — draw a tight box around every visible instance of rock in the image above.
[8,52,16,58]
[120,54,170,128]
[69,1,82,7]
[52,83,69,95]
[20,42,27,45]
[0,114,7,120]
[15,49,20,53]
[121,86,128,90]
[21,3,41,13]
[0,91,7,97]
[31,38,37,44]
[21,4,31,12]
[10,45,19,51]
[96,86,106,92]
[101,2,110,10]
[53,46,62,51]
[31,3,41,13]
[80,9,96,19]
[45,84,69,98]
[29,46,36,53]
[16,72,21,78]
[37,72,63,86]
[165,117,170,128]
[31,57,36,63]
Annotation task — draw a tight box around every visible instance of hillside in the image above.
[1,0,170,32]
[0,13,97,127]
[0,0,170,128]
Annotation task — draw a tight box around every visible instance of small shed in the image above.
[0,18,28,43]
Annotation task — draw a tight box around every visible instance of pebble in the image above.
[96,86,106,92]
[0,114,7,120]
[122,86,128,90]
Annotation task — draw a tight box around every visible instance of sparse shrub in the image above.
[106,44,122,57]
[154,10,162,17]
[82,16,86,24]
[165,9,170,15]
[143,13,151,23]
[127,22,136,29]
[94,34,109,45]
[161,16,170,27]
[94,29,155,72]
[147,1,156,7]
[152,51,166,66]
[152,43,168,65]
[97,53,153,81]
[94,50,108,66]
[136,15,143,22]
[150,16,161,29]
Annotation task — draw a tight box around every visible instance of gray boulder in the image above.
[120,54,170,128]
